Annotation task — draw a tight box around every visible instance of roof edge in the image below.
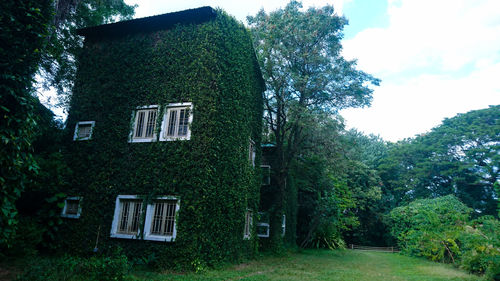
[77,6,217,38]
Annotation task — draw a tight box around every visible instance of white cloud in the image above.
[341,0,500,141]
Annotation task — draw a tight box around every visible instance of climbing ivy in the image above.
[59,10,264,269]
[0,0,52,248]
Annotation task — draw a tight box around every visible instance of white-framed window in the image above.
[143,196,180,242]
[261,165,271,185]
[249,139,256,167]
[73,121,95,141]
[129,105,159,143]
[159,103,193,141]
[257,212,269,238]
[282,214,286,237]
[256,223,270,238]
[243,210,253,239]
[110,195,180,242]
[61,196,82,219]
[110,195,143,239]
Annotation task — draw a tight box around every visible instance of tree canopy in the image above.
[247,0,379,249]
[378,105,500,215]
[40,0,135,105]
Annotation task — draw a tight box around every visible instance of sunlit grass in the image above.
[131,249,484,281]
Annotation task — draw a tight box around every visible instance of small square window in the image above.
[73,121,95,141]
[261,165,271,185]
[129,106,159,143]
[243,210,253,239]
[256,223,270,238]
[61,197,82,219]
[160,103,193,141]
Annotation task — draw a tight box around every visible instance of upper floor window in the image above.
[130,105,159,143]
[160,103,193,141]
[249,139,256,167]
[73,121,95,141]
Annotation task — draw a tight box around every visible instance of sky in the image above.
[43,0,499,141]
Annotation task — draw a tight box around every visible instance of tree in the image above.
[378,106,500,216]
[0,0,135,249]
[0,0,52,248]
[39,0,135,105]
[247,1,379,249]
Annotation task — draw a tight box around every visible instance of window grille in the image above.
[150,200,177,236]
[61,197,82,218]
[162,103,192,140]
[133,108,157,139]
[244,210,252,239]
[249,140,256,167]
[73,121,95,141]
[65,199,80,215]
[117,200,142,235]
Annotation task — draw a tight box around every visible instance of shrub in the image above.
[17,252,130,281]
[459,216,500,277]
[389,195,470,263]
[389,196,500,278]
[6,216,44,257]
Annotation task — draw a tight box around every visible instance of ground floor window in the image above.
[61,197,82,219]
[110,195,180,241]
[244,210,253,239]
[144,197,180,242]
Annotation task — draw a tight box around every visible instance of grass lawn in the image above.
[132,249,484,281]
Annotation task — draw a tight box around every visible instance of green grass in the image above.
[132,250,484,281]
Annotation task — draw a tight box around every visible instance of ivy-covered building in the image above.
[60,7,264,267]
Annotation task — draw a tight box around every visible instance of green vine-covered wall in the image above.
[59,9,264,269]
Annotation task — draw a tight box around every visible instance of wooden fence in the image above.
[349,244,400,253]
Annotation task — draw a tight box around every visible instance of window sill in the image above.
[144,234,175,242]
[110,233,140,240]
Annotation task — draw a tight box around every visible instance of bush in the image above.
[3,216,44,257]
[459,216,500,277]
[17,252,130,281]
[389,196,500,278]
[389,195,470,263]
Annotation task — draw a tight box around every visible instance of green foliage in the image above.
[131,250,481,280]
[248,1,379,250]
[389,196,500,277]
[378,106,500,216]
[40,0,135,104]
[17,251,130,281]
[61,10,263,269]
[389,195,470,263]
[290,116,383,248]
[0,0,52,247]
[459,216,500,278]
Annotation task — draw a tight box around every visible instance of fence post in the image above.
[391,246,393,253]
[351,244,354,250]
